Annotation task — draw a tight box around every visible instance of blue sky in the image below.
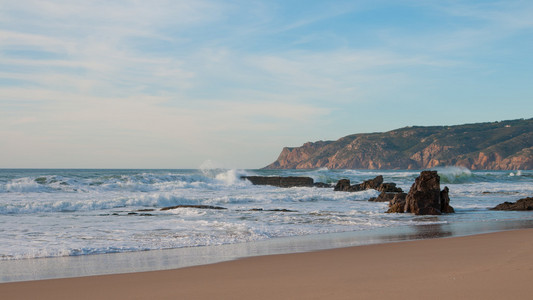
[1,0,532,168]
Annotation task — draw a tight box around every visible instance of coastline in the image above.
[2,218,533,283]
[2,227,533,299]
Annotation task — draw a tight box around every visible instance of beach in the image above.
[2,228,532,299]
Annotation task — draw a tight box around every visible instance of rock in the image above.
[376,182,403,193]
[369,191,397,202]
[334,179,351,191]
[334,176,385,192]
[440,186,455,213]
[404,171,442,215]
[386,192,407,213]
[348,175,383,191]
[249,208,297,212]
[335,176,403,194]
[242,176,314,187]
[360,175,384,189]
[160,205,227,211]
[314,182,333,188]
[390,171,454,215]
[491,197,533,211]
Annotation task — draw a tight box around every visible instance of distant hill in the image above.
[264,118,533,170]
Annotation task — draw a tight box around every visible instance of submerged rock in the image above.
[491,197,533,211]
[313,182,334,188]
[160,205,227,211]
[248,208,297,212]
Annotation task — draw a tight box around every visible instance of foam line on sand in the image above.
[1,228,533,299]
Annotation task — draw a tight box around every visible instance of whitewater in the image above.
[1,168,532,262]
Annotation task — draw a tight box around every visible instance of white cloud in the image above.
[1,0,531,167]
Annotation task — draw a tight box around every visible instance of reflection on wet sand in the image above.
[2,219,533,283]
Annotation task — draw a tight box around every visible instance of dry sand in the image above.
[2,228,533,299]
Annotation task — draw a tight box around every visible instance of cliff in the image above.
[264,118,533,170]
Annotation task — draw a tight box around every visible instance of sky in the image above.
[1,0,532,169]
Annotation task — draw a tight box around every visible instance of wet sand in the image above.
[2,228,533,299]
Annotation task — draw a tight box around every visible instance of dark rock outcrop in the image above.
[334,179,352,191]
[440,186,455,213]
[491,197,533,211]
[369,192,397,202]
[386,193,408,213]
[160,205,227,211]
[242,176,315,187]
[264,118,533,170]
[334,176,403,194]
[357,175,384,190]
[376,182,403,193]
[388,171,454,215]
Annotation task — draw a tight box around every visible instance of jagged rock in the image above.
[335,176,402,194]
[386,193,407,213]
[440,186,455,213]
[358,175,384,190]
[334,176,383,192]
[242,176,314,187]
[491,197,533,211]
[376,182,403,193]
[369,192,397,202]
[160,205,227,211]
[334,179,352,191]
[401,171,454,215]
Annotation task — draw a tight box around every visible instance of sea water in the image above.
[0,168,532,270]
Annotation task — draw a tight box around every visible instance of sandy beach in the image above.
[1,228,532,299]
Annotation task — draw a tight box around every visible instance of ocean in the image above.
[1,167,532,280]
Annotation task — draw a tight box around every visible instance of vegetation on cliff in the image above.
[264,118,533,170]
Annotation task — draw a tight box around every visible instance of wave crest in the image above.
[435,166,473,184]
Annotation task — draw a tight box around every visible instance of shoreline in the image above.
[2,228,533,299]
[2,218,533,283]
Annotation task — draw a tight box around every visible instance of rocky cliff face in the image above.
[264,118,533,170]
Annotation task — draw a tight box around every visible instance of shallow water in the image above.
[0,167,531,263]
[2,219,533,282]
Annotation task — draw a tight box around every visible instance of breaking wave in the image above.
[0,169,251,194]
[436,166,474,184]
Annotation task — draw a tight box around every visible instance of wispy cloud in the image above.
[1,0,531,168]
